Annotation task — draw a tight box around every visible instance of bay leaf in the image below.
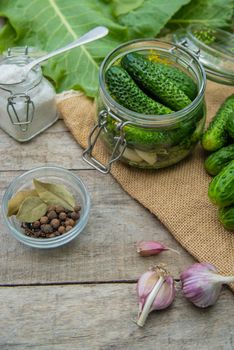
[16,196,47,223]
[33,179,75,211]
[7,189,38,217]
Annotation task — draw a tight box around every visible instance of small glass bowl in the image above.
[2,166,91,249]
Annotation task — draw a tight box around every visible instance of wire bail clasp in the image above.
[179,39,201,58]
[83,109,128,174]
[7,93,35,132]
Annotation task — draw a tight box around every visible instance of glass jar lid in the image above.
[1,46,47,59]
[0,47,43,90]
[173,25,234,85]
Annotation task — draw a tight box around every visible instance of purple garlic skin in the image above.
[152,275,175,310]
[137,267,175,327]
[181,262,224,308]
[137,241,168,257]
[137,270,158,313]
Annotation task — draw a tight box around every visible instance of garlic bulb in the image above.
[180,262,234,308]
[137,266,175,327]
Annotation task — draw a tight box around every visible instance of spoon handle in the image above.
[25,26,108,73]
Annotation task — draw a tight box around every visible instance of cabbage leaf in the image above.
[0,0,127,97]
[170,0,234,28]
[0,0,233,97]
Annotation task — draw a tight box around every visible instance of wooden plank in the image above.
[0,121,91,171]
[0,170,194,285]
[0,283,233,350]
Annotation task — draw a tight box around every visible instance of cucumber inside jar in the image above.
[100,45,205,169]
[101,106,205,168]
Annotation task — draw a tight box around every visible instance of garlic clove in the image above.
[134,149,157,165]
[180,262,234,308]
[151,275,175,310]
[137,266,175,327]
[137,270,158,313]
[137,241,167,256]
[137,240,179,256]
[120,146,142,162]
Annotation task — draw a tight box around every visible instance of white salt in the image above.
[0,63,32,84]
[0,62,57,141]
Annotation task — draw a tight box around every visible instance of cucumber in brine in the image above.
[147,59,197,100]
[121,52,192,111]
[105,65,172,115]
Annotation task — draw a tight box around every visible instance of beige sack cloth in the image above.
[58,81,234,291]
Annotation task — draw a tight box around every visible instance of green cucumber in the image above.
[202,94,234,151]
[208,160,234,207]
[227,112,234,139]
[105,113,200,149]
[204,144,234,176]
[123,123,193,147]
[218,206,234,231]
[147,61,197,100]
[105,66,172,115]
[121,52,192,111]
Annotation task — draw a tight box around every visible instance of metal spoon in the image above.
[23,26,108,77]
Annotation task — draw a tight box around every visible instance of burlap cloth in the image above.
[58,81,234,291]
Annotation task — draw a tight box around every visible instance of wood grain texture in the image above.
[0,283,233,350]
[0,121,91,171]
[0,117,232,350]
[0,170,194,285]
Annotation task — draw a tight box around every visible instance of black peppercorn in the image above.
[65,225,73,232]
[47,205,56,212]
[34,231,42,238]
[47,233,56,238]
[65,219,75,227]
[55,205,65,214]
[59,212,67,220]
[47,210,57,220]
[70,212,80,220]
[58,226,66,234]
[40,216,49,225]
[51,218,60,229]
[33,220,41,229]
[41,224,53,234]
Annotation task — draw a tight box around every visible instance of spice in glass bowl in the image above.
[21,205,81,238]
[7,178,82,239]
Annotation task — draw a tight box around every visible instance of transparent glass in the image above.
[97,39,206,169]
[2,166,91,249]
[0,52,58,142]
[173,25,234,85]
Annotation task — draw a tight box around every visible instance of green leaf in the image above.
[7,189,38,217]
[0,0,127,97]
[16,196,47,222]
[119,0,191,38]
[0,0,232,98]
[111,0,144,17]
[0,21,16,51]
[169,0,234,28]
[33,179,75,211]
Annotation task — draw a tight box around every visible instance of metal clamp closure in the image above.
[179,39,201,58]
[170,40,201,69]
[83,109,128,174]
[7,93,35,132]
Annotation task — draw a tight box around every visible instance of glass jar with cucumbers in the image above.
[83,39,206,173]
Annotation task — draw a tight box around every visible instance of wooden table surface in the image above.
[0,120,233,350]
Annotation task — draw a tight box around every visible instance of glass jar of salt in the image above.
[0,47,58,142]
